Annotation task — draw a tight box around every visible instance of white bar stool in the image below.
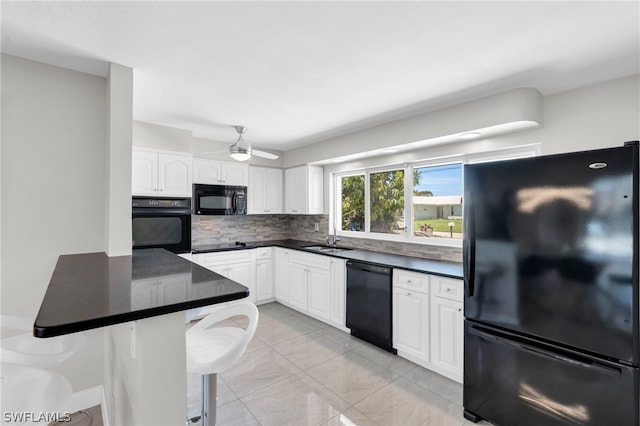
[1,315,83,367]
[1,363,73,425]
[186,301,259,426]
[1,315,87,425]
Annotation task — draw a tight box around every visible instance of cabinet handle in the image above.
[406,280,412,283]
[458,308,462,312]
[445,288,451,292]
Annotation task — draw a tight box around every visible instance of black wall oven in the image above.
[132,197,191,254]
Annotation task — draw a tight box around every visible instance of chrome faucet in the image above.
[327,230,341,247]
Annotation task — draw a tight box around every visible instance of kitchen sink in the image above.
[303,245,353,253]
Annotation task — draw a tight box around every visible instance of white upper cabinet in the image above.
[284,165,323,214]
[248,167,283,214]
[132,150,158,195]
[132,148,192,197]
[193,158,249,186]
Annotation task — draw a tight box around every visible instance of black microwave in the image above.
[193,184,247,215]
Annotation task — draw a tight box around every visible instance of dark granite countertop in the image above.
[192,239,463,279]
[34,248,249,338]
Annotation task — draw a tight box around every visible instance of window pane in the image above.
[413,163,462,239]
[370,169,405,234]
[341,175,365,232]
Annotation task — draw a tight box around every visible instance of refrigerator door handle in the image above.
[469,326,622,377]
[463,190,475,297]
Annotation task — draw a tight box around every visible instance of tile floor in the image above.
[188,302,492,426]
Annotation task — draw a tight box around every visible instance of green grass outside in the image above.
[414,218,463,233]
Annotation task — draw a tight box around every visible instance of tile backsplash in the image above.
[192,214,462,263]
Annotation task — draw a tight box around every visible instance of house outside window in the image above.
[413,163,463,239]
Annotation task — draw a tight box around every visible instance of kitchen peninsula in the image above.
[33,248,249,425]
[34,248,249,337]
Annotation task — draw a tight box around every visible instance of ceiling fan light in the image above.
[229,145,251,161]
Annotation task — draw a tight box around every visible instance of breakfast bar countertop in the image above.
[34,248,249,338]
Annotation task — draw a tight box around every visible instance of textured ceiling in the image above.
[2,1,638,151]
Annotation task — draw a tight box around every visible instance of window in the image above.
[413,163,463,240]
[340,174,365,232]
[369,169,404,235]
[334,145,538,246]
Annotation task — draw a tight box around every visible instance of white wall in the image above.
[105,63,133,256]
[1,54,107,389]
[301,75,639,215]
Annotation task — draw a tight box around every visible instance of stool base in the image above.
[201,373,217,426]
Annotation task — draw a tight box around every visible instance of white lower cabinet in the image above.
[393,286,429,362]
[131,273,189,310]
[392,269,463,383]
[287,251,332,321]
[274,248,290,302]
[193,250,256,303]
[255,248,275,303]
[307,265,331,322]
[288,261,309,311]
[276,250,342,326]
[430,276,464,382]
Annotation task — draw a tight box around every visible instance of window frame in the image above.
[332,145,539,247]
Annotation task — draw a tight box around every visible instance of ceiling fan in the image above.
[227,125,279,162]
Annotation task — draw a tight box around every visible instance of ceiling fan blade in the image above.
[252,149,279,160]
[194,150,228,155]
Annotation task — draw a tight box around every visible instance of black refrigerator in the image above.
[463,142,639,426]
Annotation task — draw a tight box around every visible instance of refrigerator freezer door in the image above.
[464,322,638,426]
[464,145,638,364]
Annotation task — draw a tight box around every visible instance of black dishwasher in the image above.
[346,261,395,353]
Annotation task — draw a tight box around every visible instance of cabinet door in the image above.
[158,153,192,196]
[393,287,429,361]
[307,166,324,214]
[132,150,158,195]
[193,159,222,184]
[330,259,346,327]
[228,262,255,303]
[430,296,463,382]
[256,258,274,302]
[248,167,267,214]
[265,168,283,213]
[307,266,331,321]
[275,249,290,302]
[221,162,249,186]
[288,262,308,311]
[285,166,306,213]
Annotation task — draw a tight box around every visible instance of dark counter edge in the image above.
[34,290,248,338]
[193,239,464,280]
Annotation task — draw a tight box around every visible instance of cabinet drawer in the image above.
[256,247,273,259]
[289,251,331,270]
[432,276,463,302]
[394,269,430,293]
[197,251,253,267]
